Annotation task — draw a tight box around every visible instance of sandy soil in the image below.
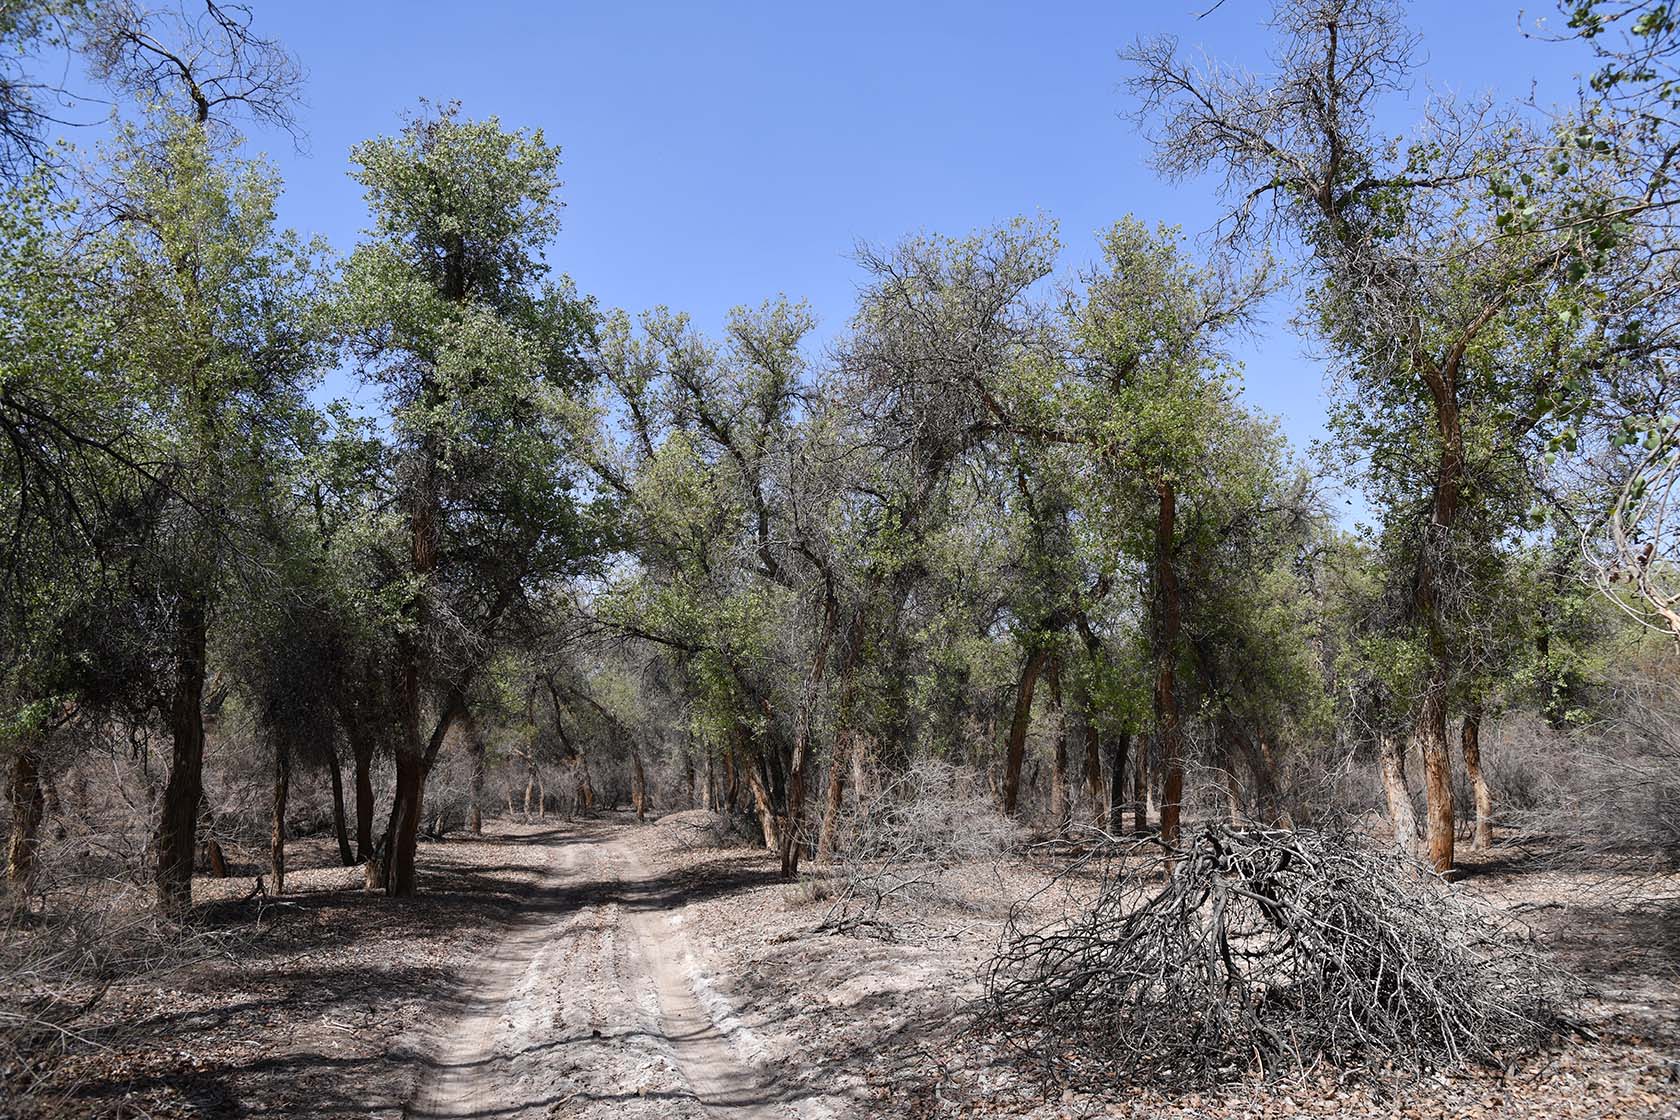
[12,813,1680,1119]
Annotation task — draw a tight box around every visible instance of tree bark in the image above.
[780,589,838,878]
[1082,722,1104,830]
[1379,732,1420,854]
[1132,735,1149,834]
[6,733,44,900]
[1151,478,1185,846]
[1107,730,1130,834]
[326,742,355,867]
[381,745,423,896]
[743,748,782,851]
[466,721,485,835]
[155,589,209,912]
[350,727,375,863]
[270,736,291,895]
[1413,690,1455,872]
[1462,707,1493,850]
[816,730,853,863]
[1002,647,1052,815]
[631,746,648,822]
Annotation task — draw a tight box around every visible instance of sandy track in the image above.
[406,823,789,1120]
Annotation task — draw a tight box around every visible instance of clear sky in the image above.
[75,3,1601,495]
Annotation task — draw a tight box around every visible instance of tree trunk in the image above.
[381,745,423,896]
[780,591,838,879]
[524,755,537,818]
[6,733,44,900]
[631,746,648,822]
[1151,478,1185,847]
[1379,732,1420,854]
[743,751,781,851]
[466,722,485,835]
[816,730,853,863]
[723,743,740,813]
[1222,757,1244,824]
[270,736,291,895]
[351,731,375,863]
[1462,707,1493,850]
[1107,730,1130,834]
[1082,722,1104,830]
[326,743,355,867]
[155,590,209,912]
[1413,690,1455,872]
[1002,647,1051,815]
[1132,735,1149,834]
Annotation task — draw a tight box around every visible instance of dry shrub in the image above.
[822,759,1021,934]
[982,825,1569,1089]
[657,808,759,850]
[0,893,236,1118]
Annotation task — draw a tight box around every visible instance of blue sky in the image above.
[63,2,1598,498]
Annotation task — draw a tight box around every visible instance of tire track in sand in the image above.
[406,823,788,1120]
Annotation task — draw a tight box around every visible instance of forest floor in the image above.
[14,812,1680,1119]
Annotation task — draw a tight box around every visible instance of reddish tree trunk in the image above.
[1462,708,1493,850]
[1002,648,1052,815]
[1379,732,1420,855]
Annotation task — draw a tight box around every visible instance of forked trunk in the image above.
[1462,707,1493,850]
[1379,732,1420,854]
[1001,648,1051,815]
[155,591,209,912]
[270,737,291,895]
[5,733,44,899]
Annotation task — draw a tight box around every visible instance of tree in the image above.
[89,113,330,910]
[1128,0,1607,870]
[343,103,599,896]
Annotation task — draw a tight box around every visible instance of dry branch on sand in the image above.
[980,825,1571,1088]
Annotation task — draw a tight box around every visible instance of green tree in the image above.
[343,103,599,896]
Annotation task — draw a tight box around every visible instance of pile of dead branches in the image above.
[981,825,1569,1087]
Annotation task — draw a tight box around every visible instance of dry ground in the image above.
[7,813,1679,1119]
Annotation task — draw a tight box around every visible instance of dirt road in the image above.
[405,822,794,1120]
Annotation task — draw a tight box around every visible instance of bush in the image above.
[981,825,1569,1088]
[821,760,1021,933]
